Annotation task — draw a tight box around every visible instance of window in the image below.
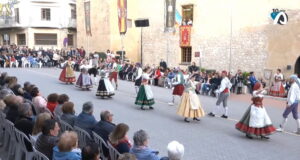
[71,4,76,19]
[41,8,51,21]
[182,5,193,25]
[17,34,26,45]
[181,47,192,63]
[15,8,19,23]
[67,34,74,46]
[34,34,57,45]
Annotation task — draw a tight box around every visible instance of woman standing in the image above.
[135,67,155,110]
[96,66,115,98]
[177,75,205,122]
[76,59,93,90]
[59,57,76,84]
[236,82,276,139]
[269,69,285,97]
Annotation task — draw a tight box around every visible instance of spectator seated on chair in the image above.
[53,131,81,160]
[54,94,69,117]
[82,142,100,160]
[35,119,60,160]
[74,101,97,135]
[130,130,160,160]
[61,102,77,127]
[161,141,184,160]
[31,113,52,141]
[109,123,132,154]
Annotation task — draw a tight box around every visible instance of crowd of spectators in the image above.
[0,71,185,160]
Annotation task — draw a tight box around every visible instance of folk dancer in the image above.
[88,54,99,85]
[134,63,143,93]
[109,59,121,90]
[168,68,185,105]
[135,67,155,110]
[177,74,205,122]
[276,75,300,134]
[236,82,276,139]
[59,57,76,84]
[75,59,93,90]
[208,71,232,118]
[96,66,115,98]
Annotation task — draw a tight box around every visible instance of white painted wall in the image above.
[0,0,76,28]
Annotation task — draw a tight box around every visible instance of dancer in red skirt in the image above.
[59,57,76,84]
[236,82,276,139]
[169,68,185,105]
[109,59,119,90]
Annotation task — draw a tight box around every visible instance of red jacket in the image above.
[47,102,58,113]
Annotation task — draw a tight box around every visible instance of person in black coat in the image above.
[160,59,167,72]
[14,102,34,151]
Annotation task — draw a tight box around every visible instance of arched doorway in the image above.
[295,57,300,75]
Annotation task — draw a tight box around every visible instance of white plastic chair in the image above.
[31,148,49,160]
[92,131,108,160]
[59,120,74,134]
[4,120,17,159]
[14,128,35,160]
[107,141,121,160]
[74,126,92,148]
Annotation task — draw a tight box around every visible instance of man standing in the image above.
[160,59,167,72]
[277,75,300,134]
[249,72,257,93]
[208,71,232,118]
[188,62,199,74]
[168,68,185,105]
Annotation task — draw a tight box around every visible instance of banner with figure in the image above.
[118,0,127,34]
[84,1,92,36]
[180,25,191,47]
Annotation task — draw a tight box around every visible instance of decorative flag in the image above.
[84,1,92,36]
[180,25,191,47]
[175,9,182,26]
[118,0,127,34]
[63,38,68,47]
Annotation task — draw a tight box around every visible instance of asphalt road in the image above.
[1,68,299,160]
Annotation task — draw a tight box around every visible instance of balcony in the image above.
[0,18,21,29]
[68,18,76,28]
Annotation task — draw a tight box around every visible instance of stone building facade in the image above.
[76,0,300,79]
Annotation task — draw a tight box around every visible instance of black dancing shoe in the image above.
[141,106,145,110]
[261,135,270,139]
[221,115,228,119]
[246,134,253,139]
[149,106,154,110]
[193,117,200,121]
[208,112,215,117]
[184,118,190,123]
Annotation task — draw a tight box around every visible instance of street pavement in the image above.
[1,68,300,160]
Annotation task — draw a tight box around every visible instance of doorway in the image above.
[295,57,300,75]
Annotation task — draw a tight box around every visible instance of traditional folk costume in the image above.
[277,75,300,134]
[177,79,205,122]
[134,65,143,93]
[96,70,115,98]
[59,60,76,84]
[76,64,93,90]
[88,57,99,84]
[269,73,285,97]
[236,83,276,139]
[109,61,121,90]
[135,72,155,110]
[169,70,185,105]
[208,71,232,118]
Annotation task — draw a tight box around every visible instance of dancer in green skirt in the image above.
[135,67,155,110]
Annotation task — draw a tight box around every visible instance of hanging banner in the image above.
[118,0,127,34]
[165,0,176,30]
[84,1,92,36]
[180,25,191,47]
